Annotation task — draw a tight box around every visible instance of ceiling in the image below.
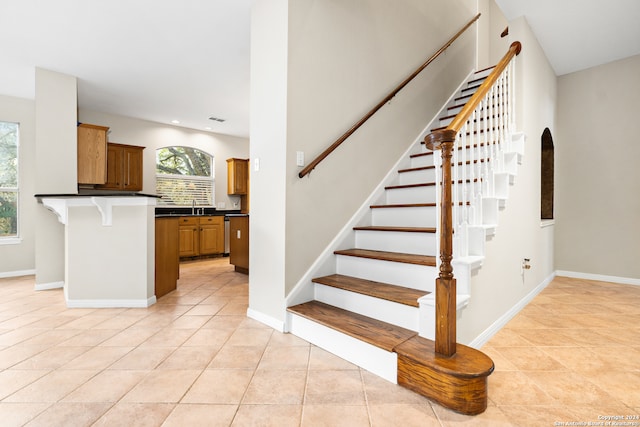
[1,1,639,139]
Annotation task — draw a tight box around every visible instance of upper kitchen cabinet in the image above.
[96,143,144,191]
[77,123,108,184]
[227,158,248,195]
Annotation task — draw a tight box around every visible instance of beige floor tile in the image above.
[258,345,309,370]
[3,369,98,402]
[0,403,51,427]
[120,369,200,403]
[218,301,250,315]
[510,328,580,347]
[308,346,359,371]
[57,329,119,346]
[368,403,440,427]
[301,404,370,427]
[361,370,432,405]
[208,345,265,370]
[304,370,365,405]
[182,327,234,347]
[0,328,46,346]
[92,402,174,427]
[201,314,244,330]
[12,345,91,370]
[139,327,197,347]
[0,344,49,369]
[183,302,226,316]
[0,369,50,400]
[493,346,568,371]
[60,345,133,370]
[478,345,519,372]
[167,314,212,329]
[585,346,640,372]
[432,404,514,426]
[579,370,640,407]
[158,346,219,369]
[164,404,238,427]
[486,371,556,406]
[525,371,617,406]
[268,331,311,347]
[540,346,612,372]
[232,404,302,427]
[107,346,175,370]
[225,327,273,347]
[91,315,142,330]
[243,369,307,405]
[182,369,254,404]
[497,405,572,427]
[17,329,81,347]
[24,402,111,427]
[485,328,532,347]
[62,369,147,402]
[99,327,160,347]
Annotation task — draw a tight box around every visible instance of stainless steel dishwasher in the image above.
[224,216,230,256]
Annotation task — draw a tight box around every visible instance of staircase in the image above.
[287,48,524,414]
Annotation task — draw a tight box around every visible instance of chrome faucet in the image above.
[192,200,196,215]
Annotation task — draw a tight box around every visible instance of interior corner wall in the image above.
[248,0,289,324]
[555,54,640,280]
[78,110,249,210]
[284,0,476,296]
[34,68,77,287]
[457,16,557,344]
[0,95,36,276]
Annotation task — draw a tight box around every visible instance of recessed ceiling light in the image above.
[208,116,226,123]
[204,126,212,130]
[171,119,180,124]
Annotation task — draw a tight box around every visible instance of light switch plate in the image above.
[296,151,305,167]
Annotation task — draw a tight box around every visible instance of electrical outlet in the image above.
[521,258,531,273]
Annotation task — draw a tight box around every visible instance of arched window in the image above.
[541,128,554,219]
[156,146,214,206]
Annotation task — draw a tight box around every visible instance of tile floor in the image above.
[0,258,638,426]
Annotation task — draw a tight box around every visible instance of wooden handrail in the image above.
[298,13,482,178]
[424,41,522,357]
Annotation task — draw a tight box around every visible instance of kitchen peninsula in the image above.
[36,193,159,308]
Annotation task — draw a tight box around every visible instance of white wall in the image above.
[78,110,250,209]
[0,95,36,276]
[555,54,640,280]
[457,16,557,344]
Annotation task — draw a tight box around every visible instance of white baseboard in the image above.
[247,307,286,332]
[555,270,640,287]
[65,295,156,308]
[0,269,36,279]
[34,281,64,291]
[468,271,556,349]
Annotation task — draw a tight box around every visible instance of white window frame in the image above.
[0,121,20,245]
[155,147,214,207]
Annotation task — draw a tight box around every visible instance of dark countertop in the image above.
[154,207,243,218]
[35,192,161,198]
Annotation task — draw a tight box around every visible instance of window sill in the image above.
[0,237,22,246]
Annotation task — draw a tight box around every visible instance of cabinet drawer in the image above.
[199,216,223,225]
[179,217,198,226]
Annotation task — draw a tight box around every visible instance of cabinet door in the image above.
[77,124,108,184]
[199,217,224,255]
[229,216,249,273]
[155,217,179,298]
[123,146,144,191]
[99,144,123,190]
[227,158,248,195]
[179,225,199,257]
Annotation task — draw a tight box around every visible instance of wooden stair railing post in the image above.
[426,129,457,357]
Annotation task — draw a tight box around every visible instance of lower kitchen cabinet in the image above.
[179,216,224,258]
[155,217,179,298]
[229,215,249,274]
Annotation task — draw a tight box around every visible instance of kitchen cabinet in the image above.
[96,143,144,191]
[229,215,249,274]
[227,158,248,195]
[155,217,179,298]
[179,216,225,258]
[77,123,108,185]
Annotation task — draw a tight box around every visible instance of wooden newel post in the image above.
[425,129,458,357]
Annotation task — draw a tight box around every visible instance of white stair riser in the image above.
[398,168,436,185]
[314,284,419,331]
[288,312,397,383]
[385,186,436,205]
[410,154,435,169]
[372,206,436,227]
[336,255,436,291]
[355,230,436,256]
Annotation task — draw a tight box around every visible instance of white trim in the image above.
[247,307,286,332]
[540,219,555,228]
[0,237,22,245]
[0,269,36,279]
[34,280,64,291]
[65,295,156,308]
[468,271,556,349]
[555,270,640,287]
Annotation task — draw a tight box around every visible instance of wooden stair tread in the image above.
[395,336,495,379]
[397,165,436,173]
[287,300,416,352]
[334,248,436,267]
[385,182,435,190]
[353,225,436,233]
[409,152,434,158]
[312,274,429,307]
[370,203,436,208]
